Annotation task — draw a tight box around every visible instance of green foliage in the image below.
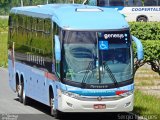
[0,18,8,32]
[130,22,160,75]
[0,33,8,67]
[0,0,57,14]
[129,22,160,40]
[142,40,160,61]
[133,40,160,75]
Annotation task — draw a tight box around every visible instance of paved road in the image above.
[0,68,139,120]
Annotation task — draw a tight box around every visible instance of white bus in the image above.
[88,0,160,22]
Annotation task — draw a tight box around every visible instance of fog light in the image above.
[66,102,73,107]
[125,102,131,107]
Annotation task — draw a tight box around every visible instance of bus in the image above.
[8,4,143,118]
[87,0,160,22]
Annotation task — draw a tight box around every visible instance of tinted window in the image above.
[97,0,109,6]
[109,0,124,6]
[63,31,96,44]
[134,0,142,6]
[125,0,133,6]
[144,0,157,6]
[10,14,53,72]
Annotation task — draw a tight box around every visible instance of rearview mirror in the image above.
[132,36,144,60]
[55,35,61,61]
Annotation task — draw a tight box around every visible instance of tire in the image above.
[50,97,61,119]
[17,83,23,103]
[22,84,29,105]
[17,82,28,105]
[137,16,147,22]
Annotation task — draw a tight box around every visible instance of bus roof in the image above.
[10,4,129,30]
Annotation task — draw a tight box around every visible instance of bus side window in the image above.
[125,0,133,6]
[97,0,106,6]
[109,0,124,6]
[135,0,142,6]
[144,0,157,6]
[159,0,160,5]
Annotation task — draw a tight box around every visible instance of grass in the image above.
[135,65,160,86]
[133,65,160,119]
[134,90,160,119]
[0,32,8,67]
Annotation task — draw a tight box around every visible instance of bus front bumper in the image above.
[57,93,133,113]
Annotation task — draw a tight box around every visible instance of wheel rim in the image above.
[22,87,25,101]
[138,17,146,22]
[18,84,22,96]
[51,98,55,114]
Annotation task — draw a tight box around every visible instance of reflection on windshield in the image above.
[62,31,133,85]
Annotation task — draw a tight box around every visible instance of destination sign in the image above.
[98,30,130,44]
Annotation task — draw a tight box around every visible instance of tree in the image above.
[134,40,160,75]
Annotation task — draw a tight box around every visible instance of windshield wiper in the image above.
[81,61,94,88]
[103,62,118,87]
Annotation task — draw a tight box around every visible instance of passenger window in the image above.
[109,0,124,6]
[134,0,142,6]
[144,0,157,6]
[125,0,133,6]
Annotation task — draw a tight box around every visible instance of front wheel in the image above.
[50,97,61,119]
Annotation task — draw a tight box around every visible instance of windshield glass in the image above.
[62,30,133,85]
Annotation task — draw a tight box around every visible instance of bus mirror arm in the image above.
[55,35,61,61]
[132,35,144,61]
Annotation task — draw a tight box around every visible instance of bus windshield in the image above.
[62,30,133,86]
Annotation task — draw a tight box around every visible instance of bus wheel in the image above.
[137,16,147,22]
[22,83,29,105]
[50,97,61,119]
[17,83,23,103]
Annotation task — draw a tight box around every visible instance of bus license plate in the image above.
[93,104,106,109]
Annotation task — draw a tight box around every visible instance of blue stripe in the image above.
[61,83,134,96]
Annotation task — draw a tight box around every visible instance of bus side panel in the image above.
[14,61,54,106]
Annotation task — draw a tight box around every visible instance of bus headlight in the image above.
[61,90,80,99]
[116,90,133,97]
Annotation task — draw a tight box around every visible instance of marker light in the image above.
[116,90,133,97]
